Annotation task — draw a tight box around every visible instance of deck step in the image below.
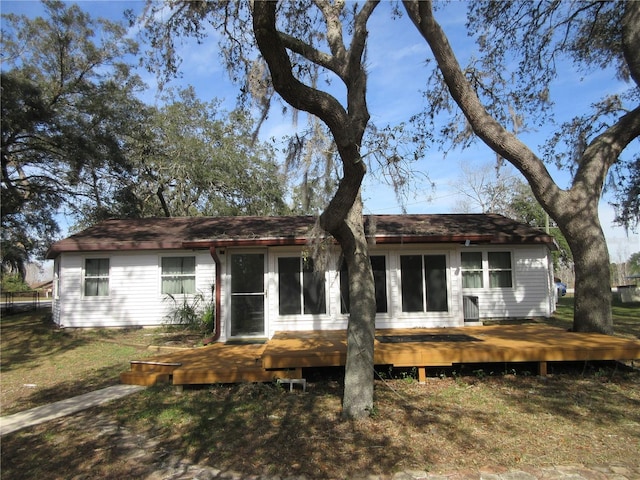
[172,367,301,385]
[120,370,171,386]
[129,360,182,374]
[277,378,307,392]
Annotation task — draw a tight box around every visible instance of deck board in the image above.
[121,325,640,386]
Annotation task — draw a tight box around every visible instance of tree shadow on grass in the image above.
[0,309,91,372]
[0,309,147,374]
[105,379,498,478]
[7,370,637,479]
[1,404,157,480]
[488,363,640,427]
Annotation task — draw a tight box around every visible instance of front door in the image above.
[230,252,266,337]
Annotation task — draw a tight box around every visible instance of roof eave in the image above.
[45,240,186,259]
[45,230,557,259]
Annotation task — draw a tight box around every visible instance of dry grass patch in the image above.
[0,309,200,415]
[2,370,639,479]
[2,300,639,478]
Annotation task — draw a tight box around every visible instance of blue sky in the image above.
[2,0,639,262]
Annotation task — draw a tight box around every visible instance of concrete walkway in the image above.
[0,384,144,436]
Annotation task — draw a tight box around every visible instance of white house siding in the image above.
[54,250,215,328]
[460,246,553,320]
[52,243,553,334]
[52,257,62,325]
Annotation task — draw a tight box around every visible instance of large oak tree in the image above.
[87,87,290,223]
[2,1,289,282]
[253,1,379,419]
[403,0,640,334]
[1,0,145,274]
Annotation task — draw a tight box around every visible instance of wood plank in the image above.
[120,371,171,386]
[262,330,347,369]
[172,367,294,385]
[129,361,182,374]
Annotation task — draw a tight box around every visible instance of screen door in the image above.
[230,253,265,337]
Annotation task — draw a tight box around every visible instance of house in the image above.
[45,214,557,341]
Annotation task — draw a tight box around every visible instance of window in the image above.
[340,255,388,314]
[488,252,513,288]
[54,259,61,299]
[161,257,196,294]
[400,254,448,312]
[461,252,483,288]
[278,256,326,315]
[84,258,109,296]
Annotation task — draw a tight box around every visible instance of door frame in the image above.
[227,249,268,339]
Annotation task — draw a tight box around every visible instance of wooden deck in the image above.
[120,325,640,386]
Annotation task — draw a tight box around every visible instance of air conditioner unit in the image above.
[463,295,479,322]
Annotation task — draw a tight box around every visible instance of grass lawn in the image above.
[550,295,640,340]
[1,300,639,479]
[0,309,202,415]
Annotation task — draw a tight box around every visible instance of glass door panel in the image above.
[230,253,265,337]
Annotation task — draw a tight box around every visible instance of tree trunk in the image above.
[252,0,377,419]
[559,203,613,334]
[335,196,376,419]
[320,169,374,419]
[570,234,613,334]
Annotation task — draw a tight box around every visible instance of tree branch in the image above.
[278,31,343,77]
[402,0,562,210]
[622,0,640,88]
[576,105,640,191]
[252,1,350,146]
[346,0,378,133]
[314,0,347,63]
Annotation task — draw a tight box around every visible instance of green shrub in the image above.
[163,291,215,335]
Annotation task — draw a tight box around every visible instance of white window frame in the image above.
[160,255,197,295]
[276,254,328,317]
[487,251,513,288]
[461,251,484,289]
[398,252,450,313]
[461,251,514,290]
[83,257,110,297]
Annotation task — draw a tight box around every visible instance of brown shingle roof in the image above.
[46,214,555,259]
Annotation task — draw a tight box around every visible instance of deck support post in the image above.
[418,367,427,383]
[538,361,548,376]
